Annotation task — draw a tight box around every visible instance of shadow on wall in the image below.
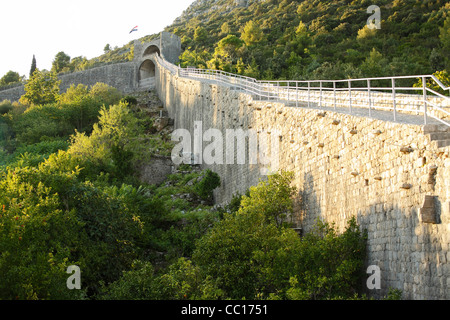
[296,173,448,300]
[296,172,321,231]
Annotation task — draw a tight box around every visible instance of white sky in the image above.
[0,0,194,78]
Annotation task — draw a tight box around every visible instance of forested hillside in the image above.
[166,0,449,81]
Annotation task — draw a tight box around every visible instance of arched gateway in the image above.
[133,32,181,89]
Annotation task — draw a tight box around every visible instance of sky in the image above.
[0,0,194,78]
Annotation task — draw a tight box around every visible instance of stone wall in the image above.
[0,32,181,102]
[0,62,137,102]
[154,57,450,300]
[0,85,25,102]
[59,62,137,93]
[138,155,174,186]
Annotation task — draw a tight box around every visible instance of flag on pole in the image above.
[129,26,138,34]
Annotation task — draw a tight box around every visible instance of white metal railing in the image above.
[153,54,450,127]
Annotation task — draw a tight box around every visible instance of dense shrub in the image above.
[193,169,221,200]
[286,218,367,300]
[121,95,138,107]
[8,82,123,146]
[67,102,145,181]
[19,70,60,106]
[192,207,300,299]
[0,161,85,299]
[0,100,13,115]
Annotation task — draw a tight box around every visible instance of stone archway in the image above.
[139,59,156,80]
[143,45,160,57]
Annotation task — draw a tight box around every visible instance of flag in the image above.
[129,26,138,34]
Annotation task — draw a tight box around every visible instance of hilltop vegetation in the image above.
[2,0,449,89]
[167,0,449,81]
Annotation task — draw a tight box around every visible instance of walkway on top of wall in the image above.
[181,75,445,127]
[279,100,444,126]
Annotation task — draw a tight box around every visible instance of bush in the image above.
[193,208,299,299]
[0,149,154,299]
[4,140,70,168]
[0,164,86,300]
[414,70,450,96]
[88,82,122,106]
[152,257,223,300]
[0,100,13,115]
[192,172,300,299]
[239,171,297,227]
[193,169,221,200]
[189,172,367,300]
[10,103,73,145]
[121,95,138,107]
[67,102,144,181]
[99,260,156,300]
[286,217,367,300]
[20,70,60,106]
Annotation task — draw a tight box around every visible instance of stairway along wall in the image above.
[154,57,450,300]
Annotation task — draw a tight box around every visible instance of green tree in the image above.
[212,35,245,70]
[414,70,450,96]
[220,22,231,36]
[19,70,61,106]
[67,101,144,179]
[0,71,22,87]
[29,55,37,78]
[69,56,89,72]
[239,172,297,227]
[192,172,299,299]
[104,44,111,53]
[286,218,367,300]
[193,26,208,45]
[293,21,312,57]
[439,16,450,70]
[52,51,71,74]
[192,203,299,299]
[180,49,211,68]
[360,48,387,77]
[240,20,264,47]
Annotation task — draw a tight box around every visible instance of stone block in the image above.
[420,195,438,224]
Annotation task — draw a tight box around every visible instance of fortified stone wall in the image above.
[154,56,450,300]
[0,85,25,102]
[0,32,181,102]
[0,62,137,102]
[59,62,137,93]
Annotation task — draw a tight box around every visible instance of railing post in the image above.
[277,82,280,102]
[367,79,372,117]
[296,82,299,108]
[348,80,352,113]
[308,82,311,108]
[392,78,397,122]
[333,81,336,110]
[423,76,428,125]
[319,81,323,108]
[287,82,290,103]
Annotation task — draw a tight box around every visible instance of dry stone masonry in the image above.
[154,55,449,300]
[0,32,181,102]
